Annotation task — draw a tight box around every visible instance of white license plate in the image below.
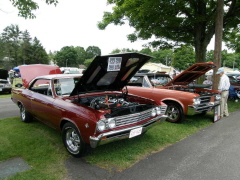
[0,88,2,91]
[129,127,143,138]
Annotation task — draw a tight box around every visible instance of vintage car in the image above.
[127,62,221,123]
[226,72,240,90]
[0,69,12,94]
[11,53,168,157]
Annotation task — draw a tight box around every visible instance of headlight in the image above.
[193,98,201,105]
[107,118,116,129]
[215,94,221,100]
[156,107,161,115]
[97,120,106,132]
[151,108,157,117]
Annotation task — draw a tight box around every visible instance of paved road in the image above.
[0,97,19,119]
[65,110,240,180]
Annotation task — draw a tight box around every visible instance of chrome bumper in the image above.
[187,101,220,115]
[89,115,168,148]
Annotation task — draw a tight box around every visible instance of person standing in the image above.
[8,70,14,84]
[216,67,230,118]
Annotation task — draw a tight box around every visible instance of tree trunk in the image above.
[212,0,224,90]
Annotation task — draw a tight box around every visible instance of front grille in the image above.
[199,96,211,104]
[115,109,152,127]
[196,95,216,112]
[115,105,167,128]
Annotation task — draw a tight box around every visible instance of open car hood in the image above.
[70,53,152,96]
[19,64,62,87]
[0,69,8,80]
[165,62,216,86]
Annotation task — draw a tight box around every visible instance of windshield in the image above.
[148,75,172,86]
[54,77,80,96]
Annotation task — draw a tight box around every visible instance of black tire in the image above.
[19,103,32,123]
[166,102,185,123]
[62,122,86,157]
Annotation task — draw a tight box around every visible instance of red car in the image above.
[11,53,168,157]
[127,62,221,123]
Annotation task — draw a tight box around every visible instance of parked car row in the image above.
[11,53,222,157]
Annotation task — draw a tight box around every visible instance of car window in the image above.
[30,79,51,96]
[149,75,172,86]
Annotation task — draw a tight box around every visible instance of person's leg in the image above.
[220,92,224,117]
[222,91,229,117]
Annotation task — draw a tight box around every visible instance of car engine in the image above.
[73,94,155,117]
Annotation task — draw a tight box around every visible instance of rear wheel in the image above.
[166,103,185,123]
[62,122,86,157]
[19,103,32,123]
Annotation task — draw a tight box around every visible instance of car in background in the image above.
[0,69,12,94]
[127,62,221,123]
[226,72,240,90]
[11,53,168,157]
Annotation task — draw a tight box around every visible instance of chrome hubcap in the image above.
[167,106,179,121]
[66,128,80,152]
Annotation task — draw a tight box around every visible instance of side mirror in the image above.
[15,83,23,88]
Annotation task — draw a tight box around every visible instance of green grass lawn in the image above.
[0,97,239,179]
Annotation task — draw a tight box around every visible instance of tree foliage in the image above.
[173,45,195,71]
[98,0,240,64]
[0,24,49,67]
[54,46,78,67]
[224,26,240,53]
[85,46,101,59]
[6,0,58,19]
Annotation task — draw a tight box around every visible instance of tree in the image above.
[224,26,240,53]
[139,48,152,56]
[74,46,86,65]
[85,46,101,59]
[54,46,78,67]
[30,37,48,64]
[3,0,58,19]
[151,49,174,65]
[1,24,22,66]
[98,0,240,64]
[173,45,195,71]
[20,30,32,64]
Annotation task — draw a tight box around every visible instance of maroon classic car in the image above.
[11,53,168,157]
[127,62,221,123]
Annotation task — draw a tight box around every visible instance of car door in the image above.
[29,79,56,124]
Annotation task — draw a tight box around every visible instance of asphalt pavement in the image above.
[1,97,240,180]
[0,97,19,118]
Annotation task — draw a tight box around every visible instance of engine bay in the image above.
[72,94,155,117]
[167,85,217,96]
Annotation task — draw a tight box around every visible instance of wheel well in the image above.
[60,119,70,130]
[162,100,182,109]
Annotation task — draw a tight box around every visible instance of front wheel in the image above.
[62,122,86,157]
[19,103,32,123]
[166,103,185,123]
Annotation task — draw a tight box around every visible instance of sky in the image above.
[0,0,219,55]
